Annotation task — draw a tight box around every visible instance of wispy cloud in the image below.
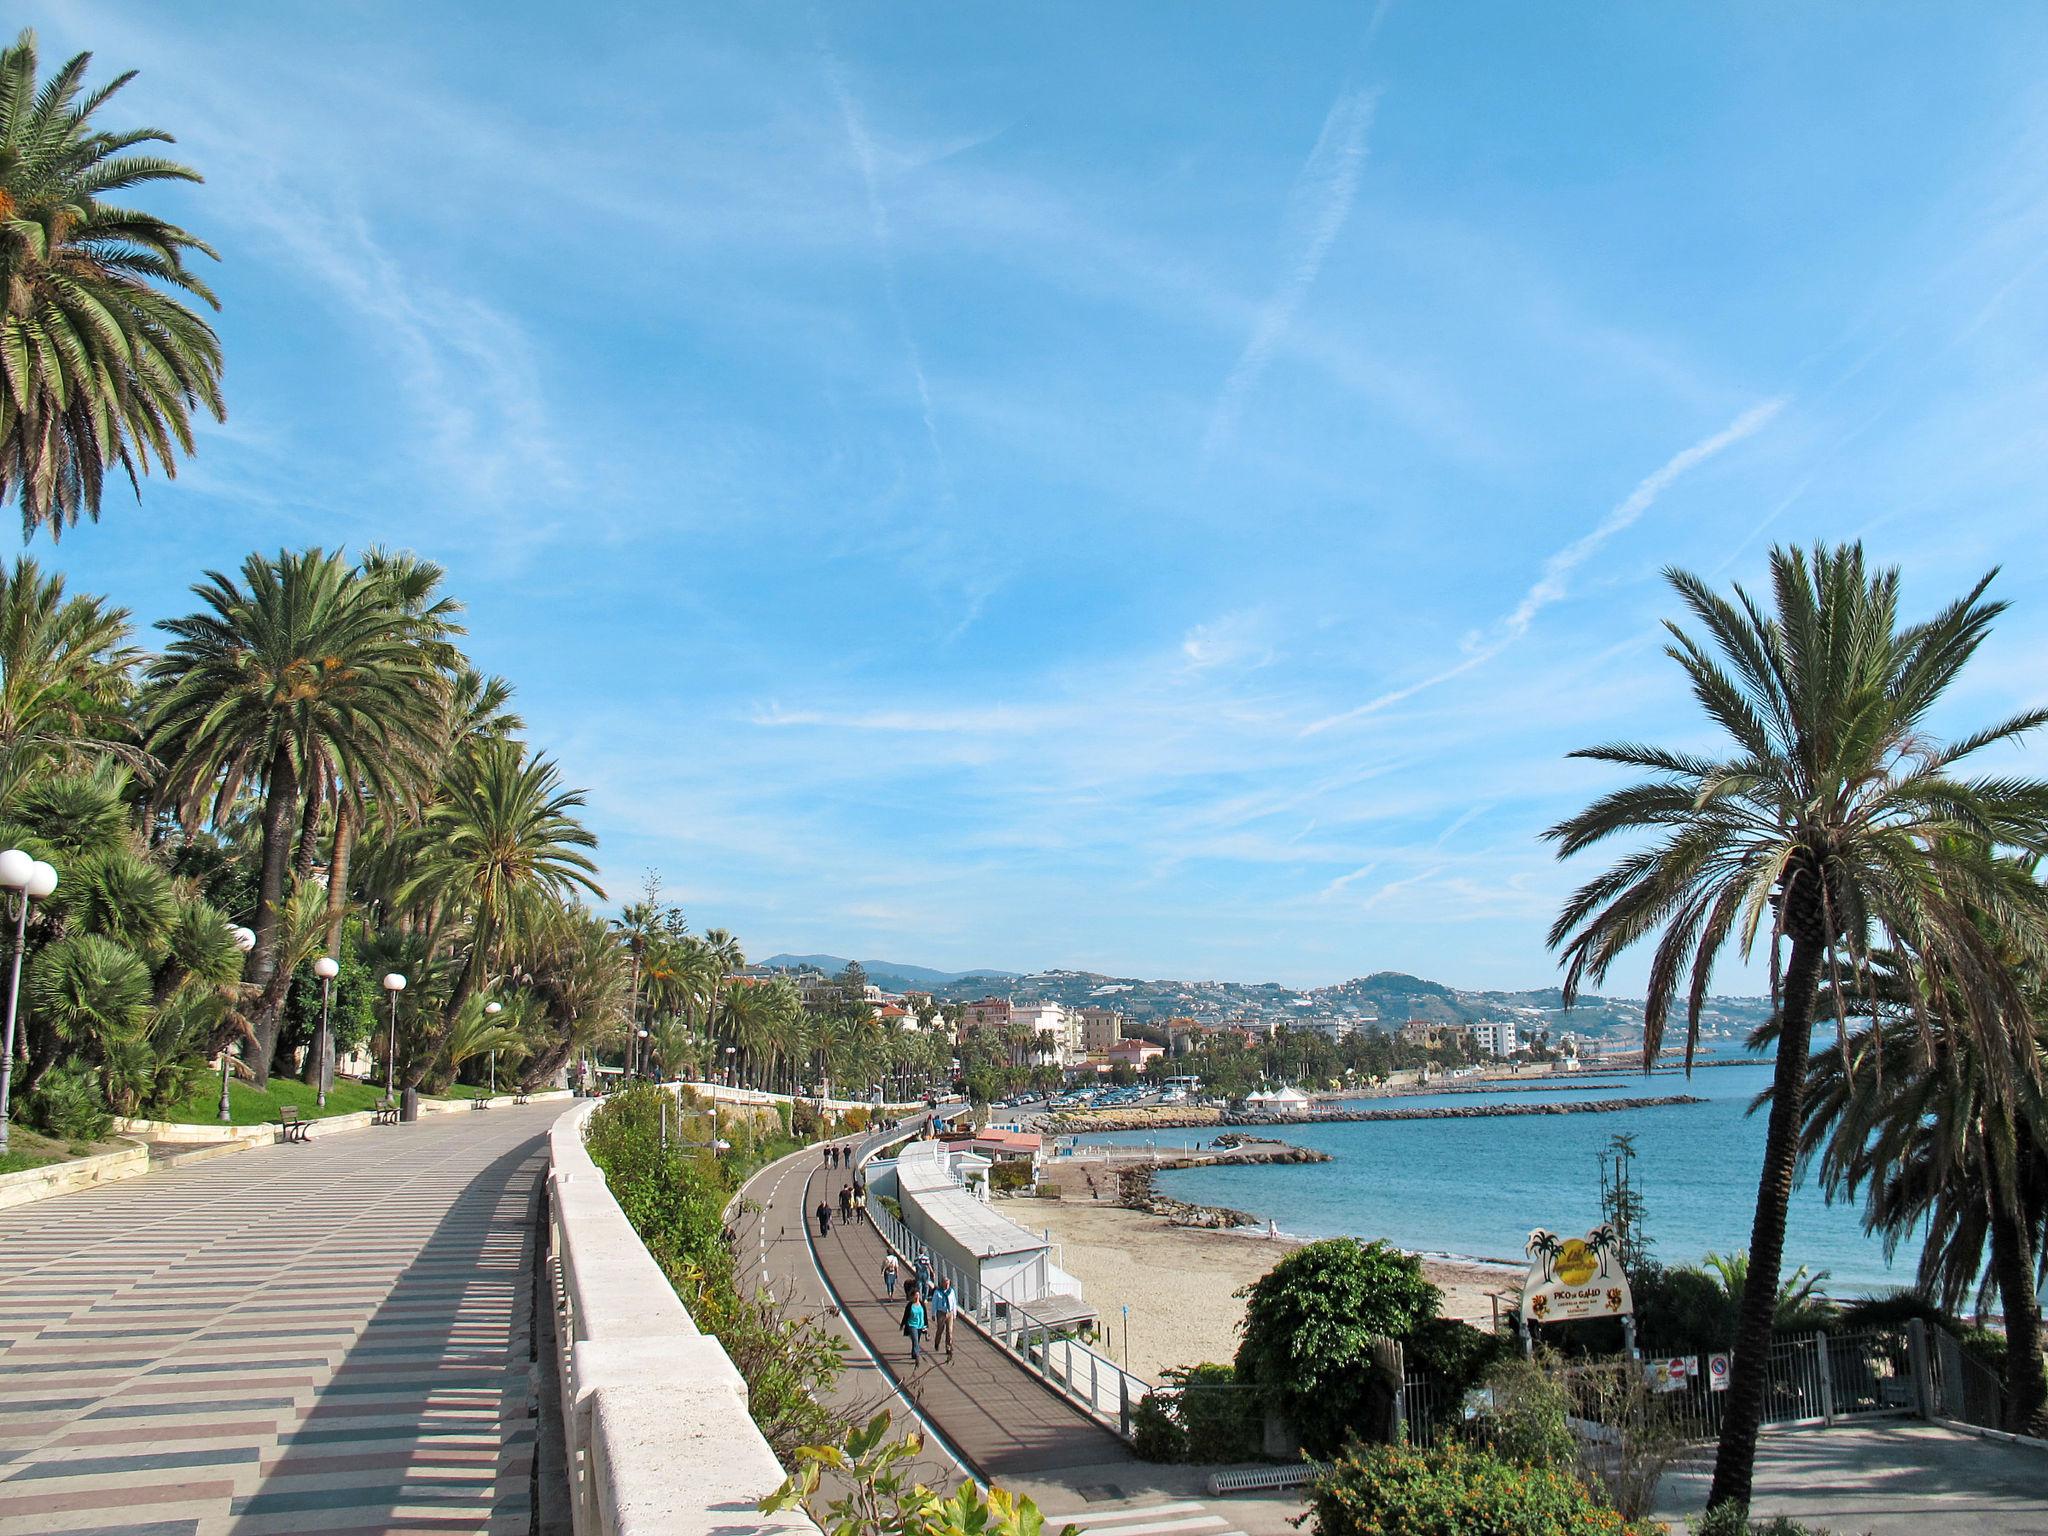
[1201,85,1378,462]
[1303,397,1786,735]
[820,47,953,501]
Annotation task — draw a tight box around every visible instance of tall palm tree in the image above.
[0,559,146,805]
[1546,542,2048,1512]
[146,549,444,1083]
[0,30,224,538]
[1800,949,2048,1434]
[402,740,601,1085]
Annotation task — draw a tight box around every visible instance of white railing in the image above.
[546,1100,817,1536]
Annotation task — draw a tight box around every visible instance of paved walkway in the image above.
[1657,1422,2048,1533]
[0,1101,565,1536]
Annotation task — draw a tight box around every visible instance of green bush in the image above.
[585,1085,845,1462]
[1132,1363,1264,1464]
[1478,1356,1578,1470]
[1690,1505,1835,1536]
[989,1160,1033,1193]
[1305,1442,1651,1536]
[26,1064,112,1142]
[1405,1316,1512,1395]
[1235,1238,1438,1457]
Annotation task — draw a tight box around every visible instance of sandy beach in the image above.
[1008,1194,1520,1386]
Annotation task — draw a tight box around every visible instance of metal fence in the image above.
[1402,1319,2001,1449]
[1927,1324,2008,1432]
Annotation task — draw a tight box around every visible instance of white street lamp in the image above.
[221,926,256,1122]
[0,852,55,1156]
[485,1000,502,1091]
[313,955,340,1107]
[382,972,406,1104]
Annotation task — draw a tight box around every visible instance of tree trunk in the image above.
[243,743,301,1090]
[1988,1147,2048,1436]
[1707,928,1825,1514]
[322,805,355,956]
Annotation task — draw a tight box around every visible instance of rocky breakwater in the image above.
[1219,1094,1706,1127]
[1114,1140,1330,1229]
[1035,1104,1222,1134]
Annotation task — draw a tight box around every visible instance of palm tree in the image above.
[0,559,147,805]
[0,30,224,538]
[1799,953,2048,1434]
[1546,542,2048,1512]
[402,740,601,1085]
[147,549,444,1083]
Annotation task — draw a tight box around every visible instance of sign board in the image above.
[1519,1224,1632,1330]
[1648,1356,1697,1393]
[1708,1353,1731,1392]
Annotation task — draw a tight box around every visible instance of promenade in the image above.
[0,1101,562,1536]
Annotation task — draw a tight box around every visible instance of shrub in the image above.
[1235,1238,1438,1457]
[1305,1442,1651,1536]
[1132,1363,1264,1464]
[26,1063,112,1142]
[1690,1506,1835,1536]
[584,1085,846,1462]
[1478,1355,1577,1470]
[989,1160,1033,1194]
[1405,1316,1512,1396]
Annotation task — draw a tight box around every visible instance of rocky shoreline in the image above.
[1035,1093,1705,1135]
[1059,1139,1330,1229]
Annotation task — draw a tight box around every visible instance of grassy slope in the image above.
[159,1074,497,1126]
[0,1124,127,1174]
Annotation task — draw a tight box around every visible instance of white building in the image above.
[1469,1019,1521,1058]
[1010,1002,1077,1063]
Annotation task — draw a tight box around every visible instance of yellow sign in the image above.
[1555,1239,1598,1287]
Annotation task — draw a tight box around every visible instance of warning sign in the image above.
[1708,1353,1731,1392]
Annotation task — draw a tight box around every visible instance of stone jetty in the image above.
[1036,1094,1704,1135]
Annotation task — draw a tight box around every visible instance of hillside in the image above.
[759,954,1773,1048]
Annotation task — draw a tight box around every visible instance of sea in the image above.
[1069,1062,1946,1299]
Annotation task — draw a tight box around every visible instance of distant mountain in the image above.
[757,954,1018,988]
[753,954,1771,1048]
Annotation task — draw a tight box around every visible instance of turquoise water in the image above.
[1070,1065,1943,1297]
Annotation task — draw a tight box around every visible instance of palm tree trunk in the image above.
[1988,1148,2048,1435]
[244,742,301,1089]
[322,805,355,955]
[1708,928,1825,1514]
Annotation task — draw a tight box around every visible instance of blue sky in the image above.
[23,3,2048,990]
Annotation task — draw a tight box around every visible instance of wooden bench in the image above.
[277,1104,310,1143]
[371,1099,399,1126]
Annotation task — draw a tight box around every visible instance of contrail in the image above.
[1201,84,1377,463]
[1302,397,1787,736]
[821,48,953,500]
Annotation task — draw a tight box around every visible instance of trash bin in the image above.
[401,1087,419,1122]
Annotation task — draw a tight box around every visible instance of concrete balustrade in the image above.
[546,1099,819,1536]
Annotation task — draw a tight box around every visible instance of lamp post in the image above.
[724,1043,735,1088]
[485,1000,502,1092]
[221,926,256,1121]
[635,1027,649,1081]
[382,972,406,1101]
[313,955,339,1107]
[0,852,56,1157]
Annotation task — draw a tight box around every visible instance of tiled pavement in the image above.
[0,1100,567,1536]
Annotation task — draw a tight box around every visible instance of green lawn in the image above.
[0,1124,119,1174]
[157,1073,506,1125]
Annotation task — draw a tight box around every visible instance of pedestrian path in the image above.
[736,1131,1134,1490]
[0,1100,564,1535]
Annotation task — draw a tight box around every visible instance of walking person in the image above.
[838,1185,851,1220]
[882,1253,899,1298]
[815,1201,831,1237]
[902,1285,927,1364]
[931,1277,957,1363]
[915,1251,936,1295]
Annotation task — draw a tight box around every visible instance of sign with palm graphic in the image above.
[1519,1223,1632,1328]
